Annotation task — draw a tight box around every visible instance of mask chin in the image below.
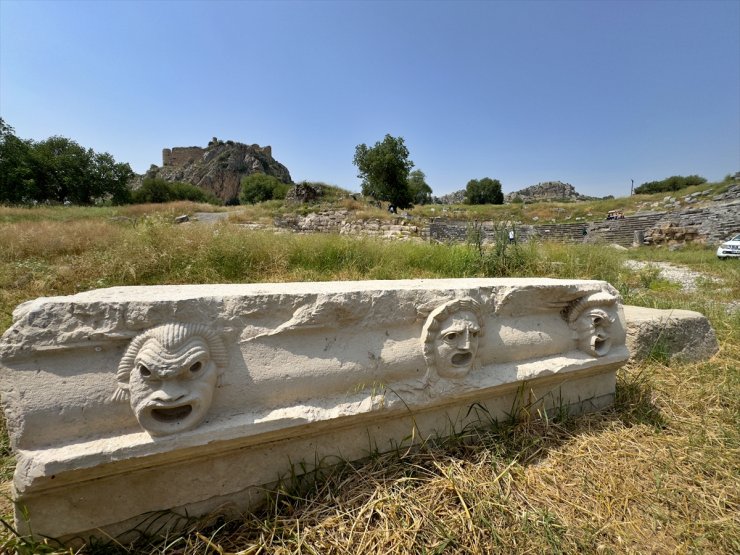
[437,362,473,379]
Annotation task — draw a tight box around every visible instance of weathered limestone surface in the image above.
[0,279,628,542]
[623,305,719,362]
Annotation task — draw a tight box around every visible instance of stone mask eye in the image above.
[189,361,203,374]
[138,364,151,378]
[444,332,458,342]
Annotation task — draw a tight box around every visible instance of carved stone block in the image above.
[0,278,628,542]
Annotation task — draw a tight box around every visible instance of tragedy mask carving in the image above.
[564,292,618,357]
[422,298,484,379]
[112,323,229,436]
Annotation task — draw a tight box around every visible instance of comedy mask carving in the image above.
[564,292,618,357]
[422,298,484,379]
[112,323,229,436]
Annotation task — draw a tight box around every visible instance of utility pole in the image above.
[630,179,634,196]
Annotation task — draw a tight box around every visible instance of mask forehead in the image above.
[136,337,210,367]
[440,311,480,333]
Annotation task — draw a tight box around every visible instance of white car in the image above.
[716,233,740,259]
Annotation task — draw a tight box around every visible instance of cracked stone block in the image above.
[0,278,628,543]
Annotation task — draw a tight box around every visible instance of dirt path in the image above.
[623,260,721,293]
[193,212,230,224]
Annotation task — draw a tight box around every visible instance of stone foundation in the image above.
[275,210,424,239]
[0,279,628,543]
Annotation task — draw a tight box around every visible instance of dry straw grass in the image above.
[42,352,732,555]
[0,204,738,554]
[105,356,734,555]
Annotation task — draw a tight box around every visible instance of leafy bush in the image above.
[132,177,170,203]
[634,175,707,194]
[132,177,220,205]
[240,174,289,204]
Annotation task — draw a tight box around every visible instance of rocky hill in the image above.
[434,190,466,205]
[435,181,595,205]
[505,181,590,203]
[143,138,292,203]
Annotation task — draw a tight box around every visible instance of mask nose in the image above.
[151,380,187,403]
[460,329,471,350]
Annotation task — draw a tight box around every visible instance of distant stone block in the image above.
[623,305,719,362]
[0,279,628,543]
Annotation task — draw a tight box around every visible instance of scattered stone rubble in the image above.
[643,222,702,245]
[284,182,322,204]
[712,183,740,202]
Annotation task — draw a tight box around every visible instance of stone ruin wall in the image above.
[268,200,739,247]
[428,203,739,247]
[274,210,428,240]
[162,144,275,168]
[430,186,740,246]
[647,200,740,244]
[162,147,206,167]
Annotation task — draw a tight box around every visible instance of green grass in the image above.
[0,202,738,554]
[0,201,227,224]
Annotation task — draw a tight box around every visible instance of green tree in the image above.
[240,173,289,204]
[90,152,134,205]
[407,169,433,205]
[0,118,34,203]
[0,121,135,205]
[353,134,414,209]
[464,177,504,205]
[28,136,94,203]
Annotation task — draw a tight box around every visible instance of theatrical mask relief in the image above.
[112,294,617,435]
[564,292,618,357]
[112,323,229,436]
[422,298,484,379]
[420,293,618,382]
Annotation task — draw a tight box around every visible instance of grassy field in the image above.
[0,202,738,554]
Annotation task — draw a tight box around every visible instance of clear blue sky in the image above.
[1,0,738,197]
